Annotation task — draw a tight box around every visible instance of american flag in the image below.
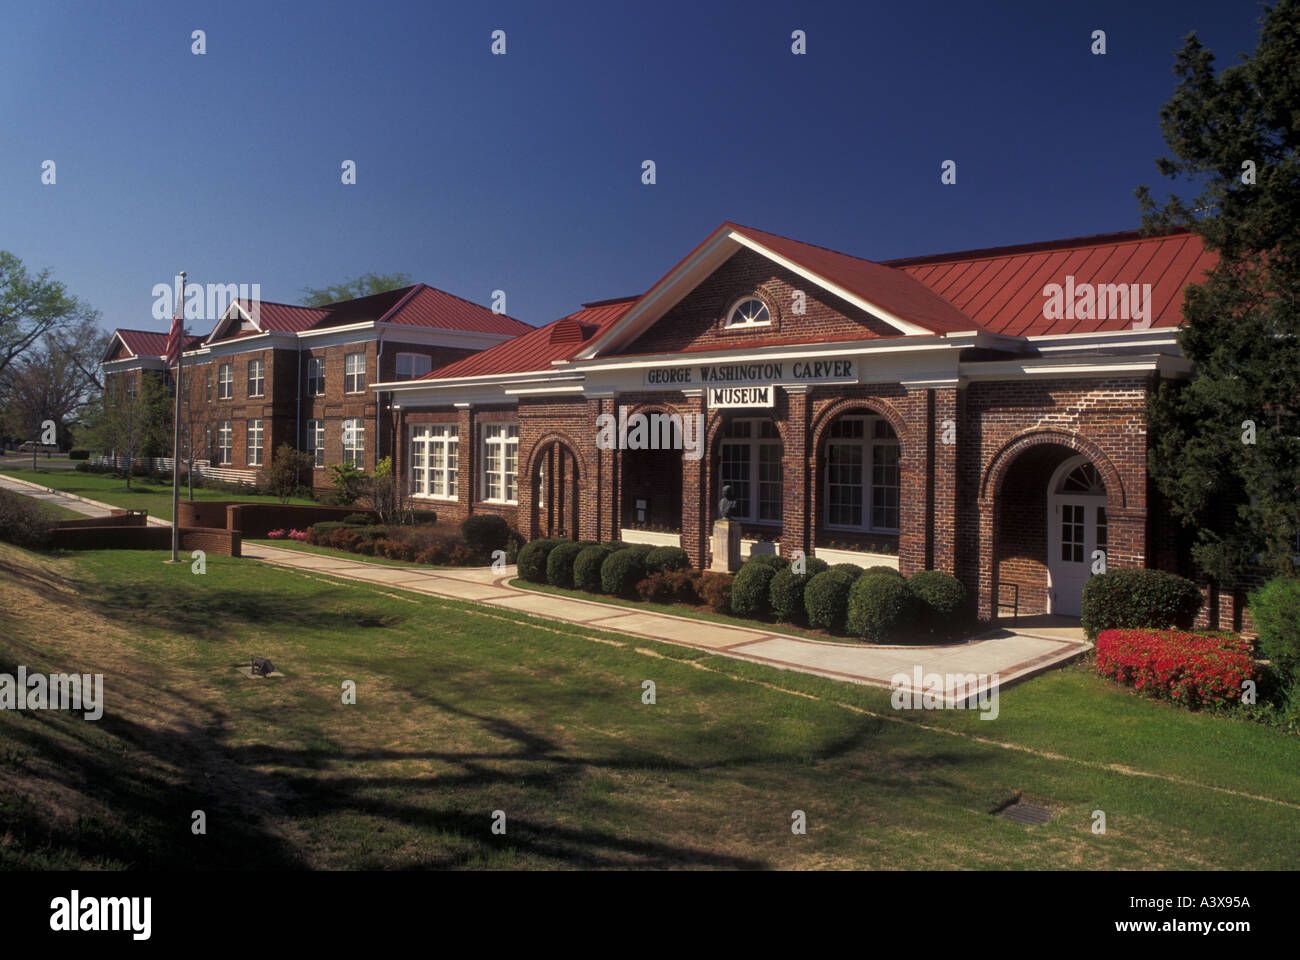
[165,305,183,368]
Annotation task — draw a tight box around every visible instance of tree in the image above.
[0,251,87,383]
[301,272,413,307]
[83,374,170,490]
[0,329,108,468]
[367,455,402,523]
[1138,0,1300,581]
[267,443,314,503]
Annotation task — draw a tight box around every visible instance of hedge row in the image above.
[1095,628,1258,709]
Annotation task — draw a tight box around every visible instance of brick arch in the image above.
[704,407,789,452]
[525,432,586,541]
[522,430,588,482]
[980,428,1126,509]
[808,395,909,452]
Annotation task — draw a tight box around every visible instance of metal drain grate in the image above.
[994,801,1055,826]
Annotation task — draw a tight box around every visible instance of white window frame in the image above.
[342,418,364,467]
[723,296,772,329]
[217,420,233,465]
[395,352,433,381]
[344,353,366,394]
[480,423,518,504]
[306,357,325,396]
[718,418,782,524]
[247,358,264,397]
[410,424,459,500]
[217,363,233,400]
[246,419,263,467]
[305,419,324,467]
[823,415,900,534]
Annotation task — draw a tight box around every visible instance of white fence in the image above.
[91,455,260,486]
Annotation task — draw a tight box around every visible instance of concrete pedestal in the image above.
[709,520,742,573]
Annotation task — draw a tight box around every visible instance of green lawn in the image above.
[0,543,1296,870]
[0,467,315,522]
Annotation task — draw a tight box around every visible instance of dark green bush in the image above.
[409,509,438,524]
[308,521,348,541]
[624,542,655,559]
[601,548,647,597]
[863,565,902,578]
[545,540,592,588]
[1248,577,1300,681]
[461,514,511,558]
[906,570,969,637]
[573,545,613,593]
[769,567,811,622]
[342,512,375,526]
[796,556,830,578]
[805,570,853,632]
[1080,568,1203,639]
[68,449,90,460]
[847,574,915,642]
[644,546,690,574]
[0,490,54,550]
[829,563,865,582]
[517,538,562,583]
[745,552,786,572]
[731,562,777,618]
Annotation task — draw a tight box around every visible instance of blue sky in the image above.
[1,0,1261,335]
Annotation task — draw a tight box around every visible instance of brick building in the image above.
[102,284,528,486]
[379,222,1223,625]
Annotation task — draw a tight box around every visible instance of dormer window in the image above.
[725,297,771,329]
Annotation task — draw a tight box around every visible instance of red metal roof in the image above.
[114,329,204,359]
[886,230,1217,336]
[421,299,634,380]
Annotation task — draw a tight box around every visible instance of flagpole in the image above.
[170,271,185,564]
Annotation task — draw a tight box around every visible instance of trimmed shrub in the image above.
[573,545,613,593]
[644,546,690,575]
[745,553,786,572]
[1096,628,1258,709]
[623,542,655,559]
[1248,577,1300,681]
[601,548,647,597]
[307,521,348,542]
[517,538,562,584]
[800,557,830,578]
[698,572,733,613]
[664,569,700,604]
[829,563,866,582]
[1080,568,1203,639]
[68,449,90,460]
[409,509,438,525]
[731,562,777,618]
[545,540,592,589]
[847,573,915,642]
[636,574,672,604]
[461,514,510,558]
[805,570,853,632]
[907,570,969,638]
[0,490,54,550]
[343,513,375,526]
[863,565,902,578]
[769,568,810,622]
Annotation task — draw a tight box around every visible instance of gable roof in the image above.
[104,328,204,363]
[417,298,635,381]
[886,229,1217,336]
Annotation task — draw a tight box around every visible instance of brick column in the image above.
[780,387,810,562]
[680,391,708,569]
[898,388,930,577]
[932,386,959,574]
[456,404,473,518]
[976,496,996,620]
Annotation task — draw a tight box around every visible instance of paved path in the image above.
[0,472,1091,701]
[0,471,170,524]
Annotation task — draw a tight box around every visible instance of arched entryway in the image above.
[1045,456,1108,616]
[811,407,902,555]
[533,439,580,540]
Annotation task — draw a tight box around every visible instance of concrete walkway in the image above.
[0,471,1090,700]
[0,471,171,524]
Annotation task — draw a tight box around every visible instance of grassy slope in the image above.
[0,543,1296,870]
[0,468,315,521]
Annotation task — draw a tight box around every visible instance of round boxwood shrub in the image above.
[805,570,853,632]
[461,514,511,558]
[644,546,689,574]
[829,563,866,582]
[906,570,968,637]
[847,573,915,642]
[516,538,562,583]
[863,565,902,578]
[769,567,812,622]
[731,561,777,618]
[573,545,613,593]
[545,539,593,588]
[601,548,646,597]
[1248,577,1300,681]
[800,556,830,578]
[1079,567,1203,639]
[343,512,376,526]
[745,553,786,572]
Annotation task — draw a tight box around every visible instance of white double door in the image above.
[1047,494,1107,617]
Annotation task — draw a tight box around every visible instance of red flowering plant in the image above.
[267,528,287,539]
[1095,628,1258,710]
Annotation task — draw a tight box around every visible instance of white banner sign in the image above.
[644,358,856,388]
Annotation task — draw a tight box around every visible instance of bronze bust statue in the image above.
[718,484,737,520]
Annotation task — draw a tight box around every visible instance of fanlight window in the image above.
[1057,462,1105,495]
[726,297,771,328]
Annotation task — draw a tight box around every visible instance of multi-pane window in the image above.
[217,421,233,465]
[247,358,264,397]
[305,420,324,467]
[205,371,212,402]
[217,363,233,399]
[718,419,782,523]
[342,418,364,467]
[481,423,518,503]
[1060,504,1086,563]
[344,353,366,393]
[246,419,263,467]
[824,416,900,532]
[411,425,459,498]
[725,297,771,328]
[306,357,325,396]
[395,353,433,381]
